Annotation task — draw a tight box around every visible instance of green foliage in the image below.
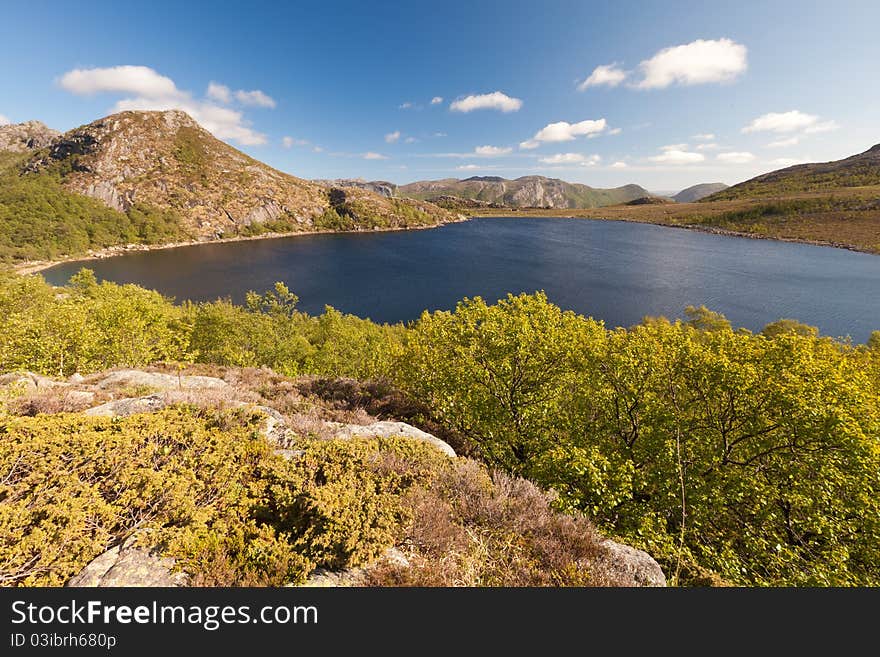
[314,206,355,231]
[762,318,820,338]
[396,292,880,586]
[0,156,188,263]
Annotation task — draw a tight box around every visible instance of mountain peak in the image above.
[0,120,60,153]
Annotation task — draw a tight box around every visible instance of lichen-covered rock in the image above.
[0,371,67,390]
[84,394,166,417]
[67,536,187,587]
[331,420,456,457]
[298,548,410,588]
[595,540,667,587]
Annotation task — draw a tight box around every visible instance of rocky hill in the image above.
[673,182,728,203]
[708,144,880,200]
[316,178,396,198]
[626,195,675,206]
[0,120,59,153]
[21,111,453,238]
[398,175,651,209]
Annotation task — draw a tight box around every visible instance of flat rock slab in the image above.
[331,420,456,457]
[67,537,187,587]
[84,394,166,417]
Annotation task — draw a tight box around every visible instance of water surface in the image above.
[42,217,880,341]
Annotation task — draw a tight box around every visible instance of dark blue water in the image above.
[41,217,880,341]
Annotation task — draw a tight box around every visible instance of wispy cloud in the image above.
[692,133,715,141]
[766,136,799,148]
[539,153,600,165]
[385,130,401,143]
[578,63,627,90]
[450,91,522,113]
[610,161,627,168]
[282,136,309,148]
[742,110,839,134]
[363,152,388,160]
[430,96,443,105]
[649,148,705,164]
[716,151,755,163]
[0,114,10,125]
[474,145,512,157]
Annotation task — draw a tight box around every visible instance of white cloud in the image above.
[282,136,308,148]
[399,102,413,109]
[430,96,443,105]
[649,149,705,164]
[743,110,818,134]
[692,133,715,140]
[450,91,523,113]
[717,151,755,163]
[661,143,689,151]
[433,132,447,138]
[695,142,719,151]
[474,145,512,157]
[608,127,622,136]
[234,89,276,108]
[312,146,324,153]
[59,65,270,146]
[206,82,231,104]
[0,114,10,125]
[404,136,418,143]
[457,164,481,170]
[363,152,388,160]
[636,38,747,89]
[521,119,608,148]
[767,136,799,148]
[385,130,401,144]
[771,157,809,167]
[59,65,180,97]
[578,63,627,90]
[610,161,628,168]
[539,153,600,165]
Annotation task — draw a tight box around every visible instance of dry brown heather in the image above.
[472,185,880,254]
[24,110,455,239]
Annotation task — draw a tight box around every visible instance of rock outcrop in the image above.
[331,420,457,457]
[93,369,228,391]
[67,536,187,587]
[0,120,60,153]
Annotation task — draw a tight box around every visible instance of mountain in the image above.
[0,111,454,263]
[315,178,396,198]
[673,182,728,203]
[397,175,651,209]
[0,120,59,153]
[708,144,880,200]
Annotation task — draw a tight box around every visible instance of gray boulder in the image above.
[596,539,667,587]
[298,548,409,587]
[67,536,187,587]
[331,421,456,457]
[0,371,67,391]
[84,394,166,417]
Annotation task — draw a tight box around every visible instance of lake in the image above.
[41,217,880,341]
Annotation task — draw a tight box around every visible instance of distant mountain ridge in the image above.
[396,175,651,209]
[708,144,880,200]
[674,182,728,203]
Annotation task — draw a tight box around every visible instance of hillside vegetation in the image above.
[1,271,878,586]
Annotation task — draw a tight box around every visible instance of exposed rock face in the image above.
[399,176,651,209]
[84,394,167,417]
[317,178,397,198]
[19,110,453,239]
[331,420,457,457]
[299,548,410,587]
[596,540,667,587]
[0,120,60,153]
[0,371,66,390]
[67,536,187,587]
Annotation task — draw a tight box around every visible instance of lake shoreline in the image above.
[13,217,470,276]
[476,213,879,256]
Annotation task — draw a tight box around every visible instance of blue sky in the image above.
[1,0,878,190]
